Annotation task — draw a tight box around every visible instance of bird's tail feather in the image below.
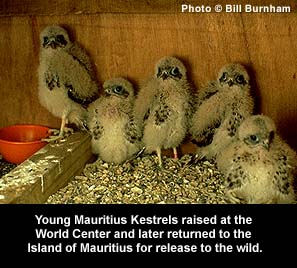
[68,108,89,132]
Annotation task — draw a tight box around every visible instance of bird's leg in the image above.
[156,147,163,167]
[42,116,72,143]
[173,147,178,160]
[58,114,67,137]
[63,126,74,135]
[59,115,74,137]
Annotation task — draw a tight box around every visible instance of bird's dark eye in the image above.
[43,36,49,45]
[56,34,67,46]
[244,134,260,146]
[157,67,162,78]
[220,72,228,82]
[113,86,124,94]
[169,67,182,80]
[236,75,245,84]
[170,67,179,76]
[249,135,259,144]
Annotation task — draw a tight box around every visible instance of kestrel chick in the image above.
[38,25,99,141]
[134,56,192,167]
[88,77,143,164]
[217,115,297,204]
[190,63,254,160]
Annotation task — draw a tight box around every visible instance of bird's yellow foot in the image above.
[41,127,74,143]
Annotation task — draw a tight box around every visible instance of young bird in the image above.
[217,115,297,204]
[88,77,143,164]
[134,56,192,167]
[190,63,254,160]
[38,25,99,141]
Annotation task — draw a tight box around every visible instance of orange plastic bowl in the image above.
[0,124,50,164]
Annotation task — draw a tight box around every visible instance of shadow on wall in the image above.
[278,116,297,151]
[244,63,262,115]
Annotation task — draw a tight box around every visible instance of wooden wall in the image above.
[0,0,297,151]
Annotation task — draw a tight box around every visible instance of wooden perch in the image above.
[0,131,92,204]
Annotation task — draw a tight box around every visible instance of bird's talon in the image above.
[41,134,66,143]
[48,128,60,135]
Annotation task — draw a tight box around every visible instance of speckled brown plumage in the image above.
[88,77,143,164]
[217,115,297,204]
[190,63,254,160]
[38,25,99,140]
[134,56,193,166]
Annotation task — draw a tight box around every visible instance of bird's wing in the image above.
[222,156,251,204]
[67,107,89,131]
[224,92,254,137]
[87,104,103,140]
[271,136,297,193]
[190,89,222,145]
[52,47,99,106]
[223,147,251,192]
[66,43,95,77]
[134,79,157,124]
[196,81,219,106]
[90,118,103,140]
[124,115,143,144]
[191,121,221,146]
[197,91,253,156]
[185,89,195,118]
[66,84,98,107]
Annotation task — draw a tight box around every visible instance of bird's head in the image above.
[40,25,70,50]
[103,77,134,99]
[155,56,187,81]
[218,63,250,91]
[238,115,276,151]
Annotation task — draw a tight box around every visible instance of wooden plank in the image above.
[0,0,296,16]
[0,132,92,204]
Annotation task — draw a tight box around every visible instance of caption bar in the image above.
[27,214,261,254]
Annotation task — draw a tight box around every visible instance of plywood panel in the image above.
[0,9,296,151]
[0,17,54,128]
[241,14,297,148]
[0,13,252,128]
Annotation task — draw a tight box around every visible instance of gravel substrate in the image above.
[46,154,228,204]
[0,157,17,178]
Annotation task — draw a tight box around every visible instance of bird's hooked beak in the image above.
[156,68,170,80]
[43,36,67,49]
[43,37,58,49]
[49,42,58,49]
[104,88,113,96]
[160,71,169,80]
[227,79,234,87]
